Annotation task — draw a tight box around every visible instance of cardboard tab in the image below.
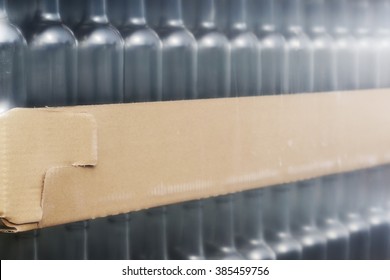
[0,109,97,231]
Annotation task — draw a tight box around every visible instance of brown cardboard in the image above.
[1,89,390,232]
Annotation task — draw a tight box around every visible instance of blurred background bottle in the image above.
[264,184,302,259]
[280,0,312,94]
[205,194,244,259]
[25,0,77,107]
[373,0,390,88]
[74,0,123,105]
[192,0,230,99]
[171,200,205,259]
[341,171,370,259]
[0,0,26,113]
[143,207,169,260]
[292,180,327,259]
[157,0,197,101]
[120,0,162,103]
[226,0,258,97]
[351,0,376,90]
[254,0,284,95]
[236,189,276,260]
[364,167,390,259]
[317,174,349,259]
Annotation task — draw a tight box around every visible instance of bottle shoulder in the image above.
[194,29,229,49]
[257,31,285,49]
[308,32,333,49]
[228,30,258,48]
[27,22,77,46]
[121,25,161,47]
[157,26,196,47]
[284,30,311,49]
[75,23,123,46]
[0,21,26,45]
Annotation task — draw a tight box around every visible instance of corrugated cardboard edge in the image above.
[0,109,97,232]
[2,89,390,232]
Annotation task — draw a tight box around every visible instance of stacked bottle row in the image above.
[3,0,390,111]
[1,0,390,260]
[1,164,389,260]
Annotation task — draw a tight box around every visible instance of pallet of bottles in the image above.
[1,0,390,259]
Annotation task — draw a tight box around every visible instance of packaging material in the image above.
[1,89,390,232]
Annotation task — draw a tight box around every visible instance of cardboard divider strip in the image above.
[1,89,390,232]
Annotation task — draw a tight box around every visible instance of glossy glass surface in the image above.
[193,0,230,99]
[157,0,196,101]
[264,184,302,260]
[226,0,258,97]
[340,171,370,259]
[171,200,205,260]
[318,175,349,259]
[364,168,390,259]
[143,207,168,260]
[206,195,244,259]
[0,0,26,113]
[25,0,77,107]
[292,180,327,259]
[236,189,276,260]
[120,0,162,102]
[254,0,284,95]
[280,0,312,94]
[75,0,123,105]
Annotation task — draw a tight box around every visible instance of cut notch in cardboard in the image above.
[1,89,390,232]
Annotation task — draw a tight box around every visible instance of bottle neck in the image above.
[243,190,265,241]
[85,0,108,24]
[269,185,292,233]
[227,0,248,31]
[213,195,236,249]
[37,0,61,22]
[0,0,8,19]
[306,0,326,32]
[281,0,304,32]
[160,0,184,27]
[179,201,204,256]
[196,0,217,29]
[124,0,146,26]
[256,0,276,30]
[328,0,349,33]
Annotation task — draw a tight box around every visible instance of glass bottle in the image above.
[193,0,230,99]
[254,0,284,95]
[157,0,197,101]
[119,0,162,103]
[0,0,26,113]
[280,0,312,94]
[351,0,376,90]
[318,174,349,259]
[26,0,77,107]
[292,179,327,259]
[144,207,168,260]
[226,0,258,97]
[264,184,302,259]
[341,171,370,259]
[365,167,390,259]
[236,189,276,260]
[305,0,334,92]
[373,0,390,88]
[206,194,244,259]
[171,200,205,259]
[327,0,357,91]
[88,214,131,260]
[74,0,123,105]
